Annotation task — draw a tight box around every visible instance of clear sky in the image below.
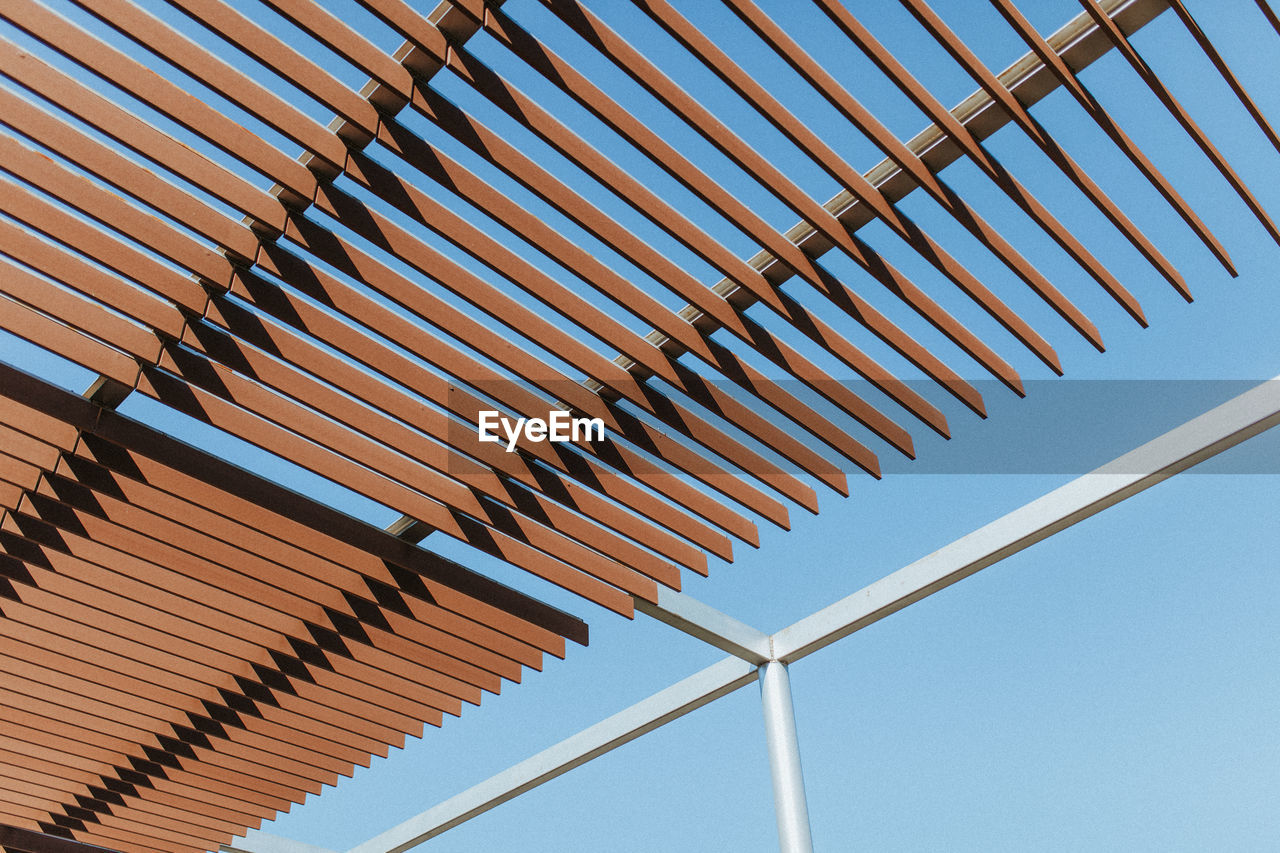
[266,2,1280,849]
[2,0,1278,850]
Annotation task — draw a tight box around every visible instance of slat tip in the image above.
[829,472,851,498]
[796,486,819,516]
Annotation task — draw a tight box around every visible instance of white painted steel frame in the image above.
[223,831,339,853]
[345,658,759,853]
[758,661,814,853]
[215,4,1196,849]
[772,374,1280,662]
[301,375,1279,853]
[636,587,772,664]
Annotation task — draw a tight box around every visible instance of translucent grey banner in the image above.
[444,379,1280,477]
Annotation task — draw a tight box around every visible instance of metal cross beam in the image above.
[772,374,1280,662]
[634,587,772,664]
[220,831,339,853]
[326,375,1279,853]
[344,658,759,853]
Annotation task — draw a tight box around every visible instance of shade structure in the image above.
[1,0,1277,849]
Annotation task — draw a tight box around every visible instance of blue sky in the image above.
[271,2,1279,850]
[2,0,1278,850]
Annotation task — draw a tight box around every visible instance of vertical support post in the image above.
[758,660,814,853]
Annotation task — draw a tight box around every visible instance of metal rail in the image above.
[325,374,1280,852]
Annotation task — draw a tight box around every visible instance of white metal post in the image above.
[758,660,814,853]
[341,377,1280,853]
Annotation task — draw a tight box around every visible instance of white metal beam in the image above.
[771,376,1280,663]
[635,587,772,663]
[345,656,758,853]
[221,830,339,853]
[343,376,1279,852]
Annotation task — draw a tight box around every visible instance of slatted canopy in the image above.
[1,0,1276,850]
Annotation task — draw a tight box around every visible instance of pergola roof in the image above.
[0,0,1276,850]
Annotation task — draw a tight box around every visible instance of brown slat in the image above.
[582,0,1064,373]
[0,526,409,758]
[400,80,992,418]
[0,4,317,205]
[0,148,717,572]
[0,590,375,772]
[1080,0,1280,247]
[42,454,522,692]
[0,133,238,286]
[0,748,265,829]
[181,310,686,587]
[3,128,757,554]
[219,272,710,573]
[0,616,355,784]
[0,722,227,849]
[253,235,746,554]
[991,0,1232,282]
[0,421,536,703]
[535,0,1034,390]
[268,0,424,95]
[1169,0,1280,157]
[162,0,384,142]
[0,169,654,613]
[0,218,186,342]
[0,295,139,390]
[2,366,589,646]
[0,91,260,262]
[897,0,1181,306]
[0,766,246,840]
[274,213,763,544]
[720,0,1105,348]
[805,0,1146,326]
[65,0,349,173]
[344,148,882,479]
[312,183,809,522]
[19,472,487,711]
[475,9,955,438]
[69,433,550,670]
[0,41,287,231]
[0,450,504,709]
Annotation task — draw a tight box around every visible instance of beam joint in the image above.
[635,587,772,664]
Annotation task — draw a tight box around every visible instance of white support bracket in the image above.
[338,374,1280,853]
[222,830,339,853]
[772,376,1280,663]
[345,657,759,853]
[635,586,772,664]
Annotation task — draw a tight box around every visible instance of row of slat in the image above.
[1,0,1278,848]
[0,365,586,851]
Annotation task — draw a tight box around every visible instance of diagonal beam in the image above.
[772,375,1280,663]
[635,588,772,664]
[340,374,1280,852]
[222,830,340,853]
[345,657,759,853]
